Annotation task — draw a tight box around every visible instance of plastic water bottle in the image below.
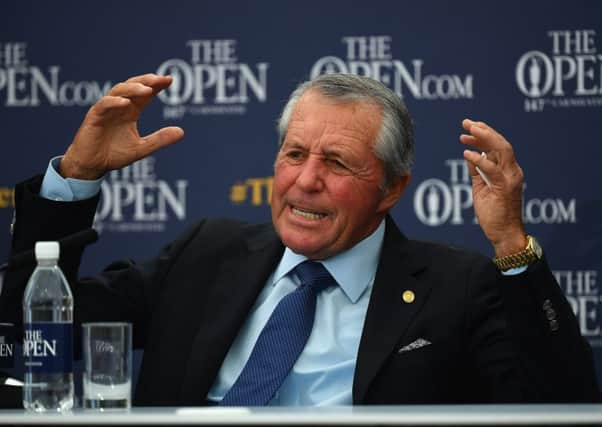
[22,241,74,412]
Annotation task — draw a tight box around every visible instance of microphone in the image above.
[6,228,99,270]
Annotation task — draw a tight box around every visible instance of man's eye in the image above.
[327,159,350,172]
[286,150,305,161]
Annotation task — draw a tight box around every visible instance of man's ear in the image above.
[377,174,411,213]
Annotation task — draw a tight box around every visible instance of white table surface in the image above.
[0,404,602,425]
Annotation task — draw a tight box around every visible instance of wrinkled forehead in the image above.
[282,90,383,154]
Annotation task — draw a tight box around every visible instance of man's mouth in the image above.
[291,206,327,220]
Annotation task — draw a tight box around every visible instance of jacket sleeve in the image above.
[499,257,600,402]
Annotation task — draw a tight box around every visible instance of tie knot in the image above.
[293,260,336,293]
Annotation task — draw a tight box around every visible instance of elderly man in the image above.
[1,73,598,406]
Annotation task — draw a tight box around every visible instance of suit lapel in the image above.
[353,217,431,403]
[180,225,284,404]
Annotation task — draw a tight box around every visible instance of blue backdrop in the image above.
[2,0,602,387]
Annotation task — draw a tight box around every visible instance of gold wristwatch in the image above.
[493,235,543,270]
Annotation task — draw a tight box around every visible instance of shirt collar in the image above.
[270,220,385,303]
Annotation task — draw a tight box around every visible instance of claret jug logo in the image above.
[0,42,111,107]
[413,159,577,226]
[156,39,269,119]
[94,157,188,233]
[310,36,474,100]
[516,30,602,112]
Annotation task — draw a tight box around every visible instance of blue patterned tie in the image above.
[219,260,335,406]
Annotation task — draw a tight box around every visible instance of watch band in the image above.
[492,235,542,271]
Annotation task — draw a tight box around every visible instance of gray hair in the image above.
[277,73,414,187]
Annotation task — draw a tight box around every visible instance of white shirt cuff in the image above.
[500,265,528,276]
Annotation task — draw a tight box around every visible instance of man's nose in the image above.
[295,156,325,192]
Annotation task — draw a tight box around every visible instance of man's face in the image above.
[271,90,407,260]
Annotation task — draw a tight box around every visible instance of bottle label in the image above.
[23,323,72,373]
[0,323,15,369]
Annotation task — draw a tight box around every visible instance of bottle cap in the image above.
[35,241,60,261]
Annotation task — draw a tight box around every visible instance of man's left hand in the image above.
[460,119,527,258]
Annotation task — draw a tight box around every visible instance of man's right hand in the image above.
[60,74,184,180]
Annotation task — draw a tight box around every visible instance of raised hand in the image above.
[460,119,527,258]
[60,74,184,180]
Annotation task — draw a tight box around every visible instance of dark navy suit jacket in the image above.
[0,176,598,405]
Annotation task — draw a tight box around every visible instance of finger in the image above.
[464,118,509,146]
[463,151,490,189]
[126,74,173,93]
[109,82,154,98]
[89,96,131,117]
[464,149,497,177]
[463,118,489,129]
[125,73,169,85]
[459,133,478,146]
[461,119,491,151]
[111,75,172,112]
[463,118,500,139]
[463,125,509,155]
[138,126,185,157]
[459,133,492,154]
[462,118,478,132]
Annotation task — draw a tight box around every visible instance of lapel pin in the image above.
[402,290,415,304]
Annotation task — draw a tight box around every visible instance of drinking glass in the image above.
[82,322,132,410]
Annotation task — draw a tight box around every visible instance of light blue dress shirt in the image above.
[40,157,103,201]
[207,222,384,406]
[40,156,526,405]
